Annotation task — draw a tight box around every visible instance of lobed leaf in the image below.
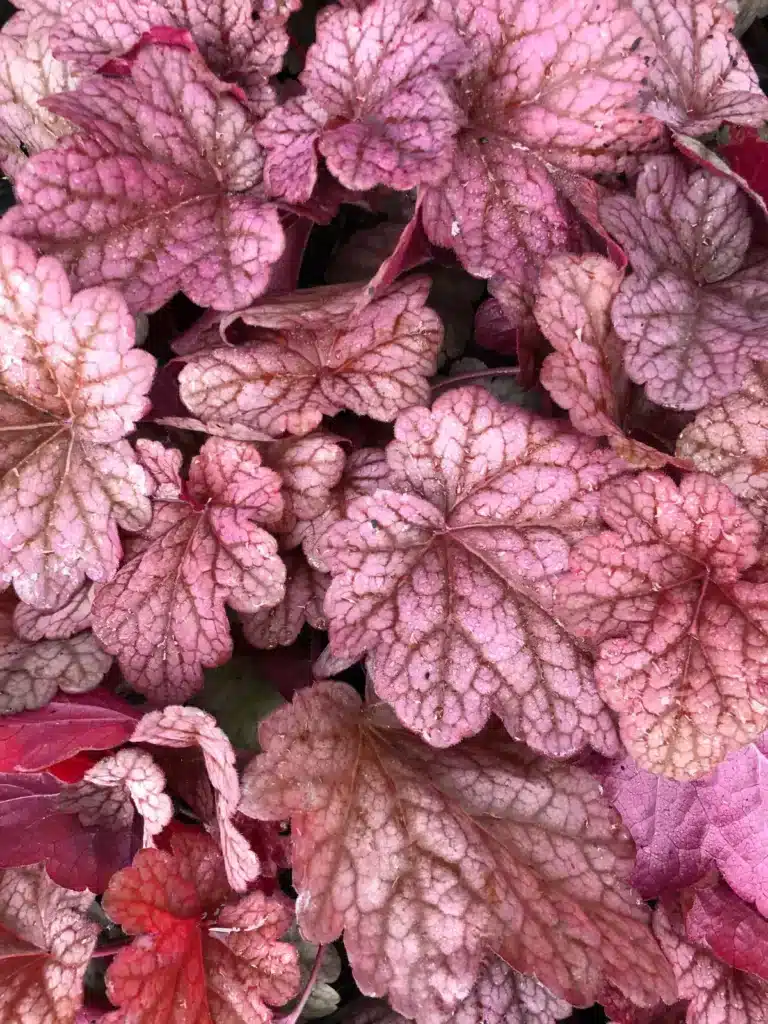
[558,472,768,778]
[321,386,624,756]
[240,681,676,1018]
[242,549,329,649]
[684,880,768,981]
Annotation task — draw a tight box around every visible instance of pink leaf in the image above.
[320,386,625,755]
[598,739,768,915]
[1,42,284,314]
[131,706,259,891]
[420,0,661,283]
[677,364,768,527]
[684,881,768,981]
[0,236,155,609]
[0,602,112,715]
[602,155,768,410]
[653,898,768,1024]
[242,549,328,648]
[50,0,290,114]
[0,771,139,891]
[631,0,768,135]
[13,585,97,641]
[0,864,98,1024]
[558,471,768,778]
[535,253,669,469]
[0,13,77,179]
[90,438,286,703]
[0,689,142,772]
[255,0,465,200]
[102,832,300,1024]
[240,681,675,1015]
[80,747,172,846]
[179,277,443,437]
[260,435,346,547]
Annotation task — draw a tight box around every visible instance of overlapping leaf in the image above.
[601,155,768,410]
[102,831,300,1024]
[0,864,98,1024]
[240,681,675,1018]
[1,42,285,314]
[684,881,768,981]
[677,364,768,526]
[179,278,442,437]
[242,550,328,649]
[90,439,286,703]
[0,236,155,610]
[558,471,768,778]
[419,0,660,285]
[50,0,290,114]
[131,706,259,891]
[255,0,465,200]
[320,386,624,755]
[631,0,768,135]
[260,435,346,547]
[653,899,768,1024]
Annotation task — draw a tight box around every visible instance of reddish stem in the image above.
[275,945,326,1024]
[432,366,520,395]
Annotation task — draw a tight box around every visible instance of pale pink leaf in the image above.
[1,43,284,314]
[654,899,768,1024]
[558,472,768,778]
[420,0,661,282]
[131,706,259,891]
[13,585,96,641]
[0,865,98,1024]
[677,365,768,526]
[321,386,627,755]
[90,438,286,703]
[0,236,155,609]
[631,0,768,135]
[242,550,328,649]
[179,277,443,437]
[256,0,465,200]
[240,681,676,1016]
[81,748,172,846]
[260,435,346,547]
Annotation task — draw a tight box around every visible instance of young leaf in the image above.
[653,898,768,1024]
[684,881,768,981]
[260,435,346,547]
[179,278,443,437]
[597,739,768,915]
[534,253,668,468]
[0,235,155,610]
[50,0,290,114]
[320,386,624,756]
[240,681,676,1016]
[631,0,768,135]
[242,550,328,649]
[0,12,76,178]
[0,688,141,772]
[419,0,661,284]
[558,472,768,779]
[131,706,259,891]
[90,438,286,703]
[601,155,768,410]
[255,0,465,199]
[1,42,284,314]
[102,832,300,1024]
[78,747,173,847]
[0,864,98,1024]
[677,364,768,526]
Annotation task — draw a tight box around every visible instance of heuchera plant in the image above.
[2,0,768,1022]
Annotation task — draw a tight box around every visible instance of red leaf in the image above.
[321,386,625,755]
[631,0,768,135]
[0,236,155,610]
[653,898,768,1024]
[719,125,768,208]
[601,155,768,410]
[558,472,768,778]
[240,681,675,1016]
[684,880,768,981]
[179,277,443,437]
[131,706,259,891]
[420,0,661,284]
[90,438,286,703]
[255,0,465,199]
[0,864,98,1024]
[102,832,300,1024]
[242,549,328,649]
[0,689,139,772]
[50,0,290,115]
[1,42,284,314]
